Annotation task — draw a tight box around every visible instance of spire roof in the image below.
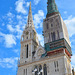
[26,2,34,28]
[46,0,59,17]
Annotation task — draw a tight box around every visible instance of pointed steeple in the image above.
[46,0,59,17]
[26,2,34,28]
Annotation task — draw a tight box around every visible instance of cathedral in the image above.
[17,0,72,75]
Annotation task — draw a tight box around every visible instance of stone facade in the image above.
[17,50,72,75]
[17,1,72,75]
[43,14,70,46]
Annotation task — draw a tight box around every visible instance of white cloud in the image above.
[0,32,16,48]
[6,12,25,38]
[7,24,23,39]
[0,57,18,69]
[26,2,30,7]
[34,10,45,28]
[0,32,5,37]
[64,11,67,14]
[7,12,15,18]
[7,25,15,32]
[15,0,29,14]
[5,12,15,25]
[15,0,26,14]
[5,12,27,39]
[64,15,75,37]
[34,0,40,5]
[37,33,44,46]
[4,34,16,48]
[13,49,19,55]
[15,25,23,39]
[17,15,22,20]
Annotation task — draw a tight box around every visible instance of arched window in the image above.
[26,44,28,58]
[51,32,56,41]
[39,65,42,75]
[26,69,27,75]
[24,69,25,75]
[54,61,59,72]
[35,66,38,75]
[43,64,47,75]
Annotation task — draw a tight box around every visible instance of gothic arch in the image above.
[51,32,56,41]
[39,65,42,75]
[43,64,47,75]
[35,65,38,75]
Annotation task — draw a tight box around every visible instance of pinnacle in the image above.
[29,2,31,13]
[26,2,34,28]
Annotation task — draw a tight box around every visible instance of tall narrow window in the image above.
[35,66,38,75]
[26,69,27,75]
[54,61,56,72]
[54,61,59,72]
[43,64,47,75]
[24,69,25,75]
[54,61,56,68]
[39,65,42,75]
[53,32,56,41]
[51,32,56,41]
[51,24,53,27]
[26,44,28,58]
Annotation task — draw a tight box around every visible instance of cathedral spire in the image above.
[46,0,59,17]
[26,2,34,28]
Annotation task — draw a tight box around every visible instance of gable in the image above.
[34,45,45,59]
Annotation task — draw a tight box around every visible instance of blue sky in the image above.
[0,0,75,75]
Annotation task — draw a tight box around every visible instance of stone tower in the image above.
[43,0,72,74]
[20,2,39,64]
